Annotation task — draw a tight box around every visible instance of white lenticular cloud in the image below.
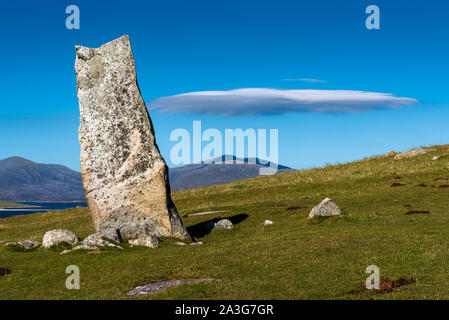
[283,78,327,83]
[148,88,419,116]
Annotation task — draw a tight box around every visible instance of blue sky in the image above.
[0,0,448,171]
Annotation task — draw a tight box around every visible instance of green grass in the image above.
[1,145,449,299]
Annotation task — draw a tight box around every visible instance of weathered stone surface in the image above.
[81,234,123,249]
[42,230,79,248]
[96,228,122,243]
[61,244,100,255]
[127,278,218,296]
[394,148,435,160]
[264,220,273,226]
[309,198,342,218]
[75,35,190,241]
[214,219,233,229]
[128,235,159,248]
[7,240,40,250]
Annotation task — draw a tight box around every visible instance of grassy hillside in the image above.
[1,145,449,299]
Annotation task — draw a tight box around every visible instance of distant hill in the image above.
[0,157,84,201]
[0,156,293,200]
[169,155,294,191]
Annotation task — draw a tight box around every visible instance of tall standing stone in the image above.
[75,35,190,240]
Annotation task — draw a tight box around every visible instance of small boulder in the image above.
[214,219,233,230]
[309,198,342,218]
[129,236,159,249]
[432,156,440,161]
[264,220,273,226]
[42,230,79,248]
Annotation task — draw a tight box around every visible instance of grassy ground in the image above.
[1,145,449,299]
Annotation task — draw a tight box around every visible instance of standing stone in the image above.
[75,35,190,241]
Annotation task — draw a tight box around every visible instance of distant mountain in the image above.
[169,155,294,191]
[0,157,84,201]
[0,156,294,200]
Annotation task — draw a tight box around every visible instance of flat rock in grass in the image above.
[174,241,187,246]
[264,220,273,226]
[309,198,341,218]
[61,244,100,255]
[214,219,233,230]
[394,147,435,160]
[432,156,440,161]
[127,278,218,296]
[42,229,79,248]
[190,241,203,246]
[128,235,159,249]
[7,240,40,250]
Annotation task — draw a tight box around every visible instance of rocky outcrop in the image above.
[75,35,190,241]
[309,198,341,218]
[394,147,435,160]
[42,230,79,248]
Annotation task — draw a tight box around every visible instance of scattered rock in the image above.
[174,241,187,246]
[264,220,274,226]
[214,219,234,229]
[42,229,79,248]
[405,210,430,215]
[75,35,190,241]
[127,278,219,296]
[190,241,203,246]
[7,240,40,250]
[308,198,341,218]
[394,148,434,160]
[391,183,406,187]
[81,233,123,249]
[432,156,440,161]
[385,151,397,157]
[361,277,415,294]
[0,267,11,276]
[128,235,159,249]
